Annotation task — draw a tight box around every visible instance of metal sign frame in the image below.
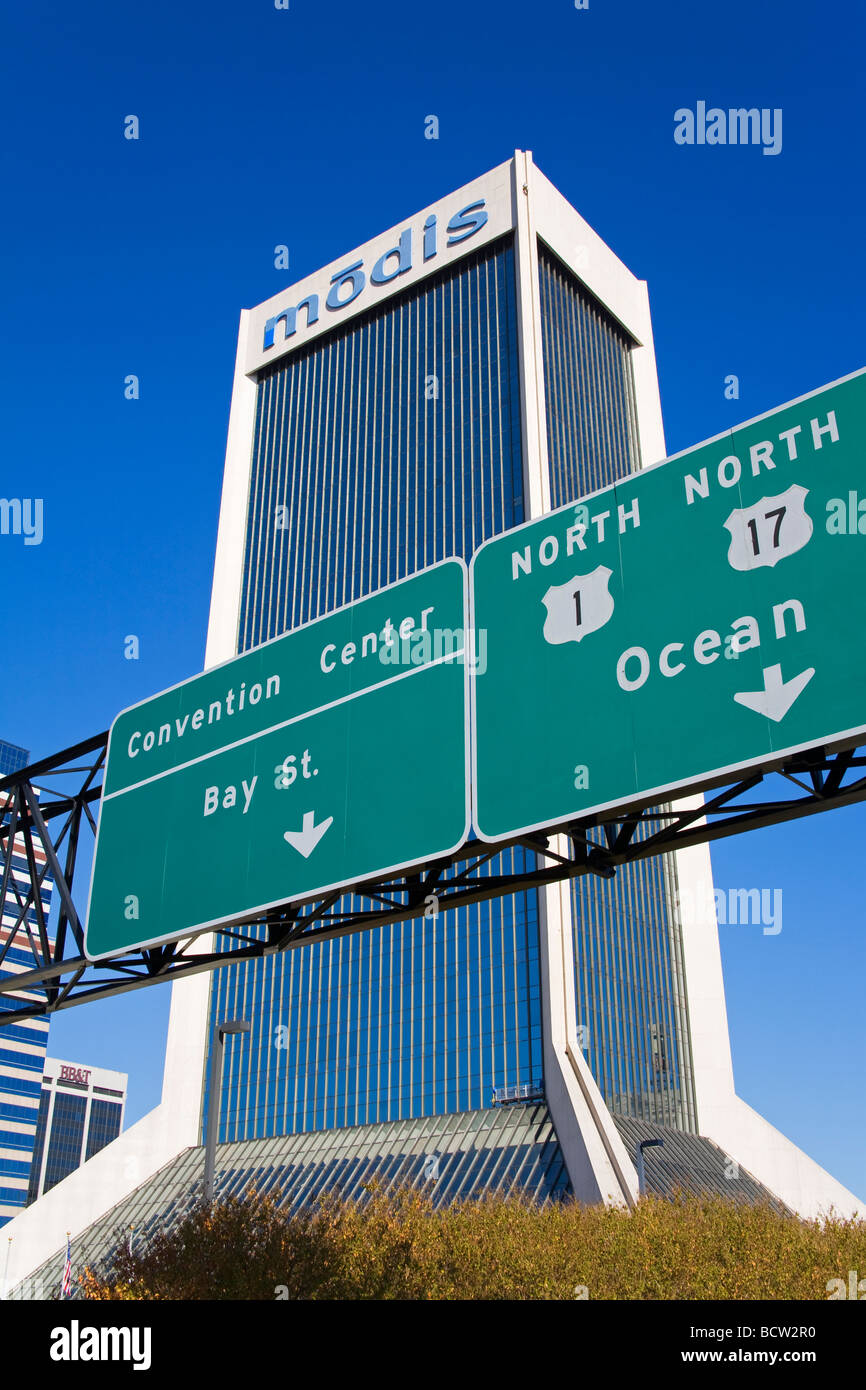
[2,730,864,1024]
[5,369,866,1020]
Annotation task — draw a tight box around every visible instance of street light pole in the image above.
[203,1019,250,1204]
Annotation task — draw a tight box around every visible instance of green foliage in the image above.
[80,1184,866,1301]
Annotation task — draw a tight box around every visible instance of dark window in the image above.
[42,1092,86,1194]
[85,1099,122,1161]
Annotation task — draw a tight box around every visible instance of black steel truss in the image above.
[2,730,865,1024]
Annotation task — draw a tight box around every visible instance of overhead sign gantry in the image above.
[4,371,866,1014]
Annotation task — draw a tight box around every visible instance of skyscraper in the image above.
[197,151,700,1150]
[0,740,53,1227]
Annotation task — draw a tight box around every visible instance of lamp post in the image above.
[203,1019,250,1204]
[636,1138,664,1196]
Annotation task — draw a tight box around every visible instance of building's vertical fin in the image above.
[159,309,259,1153]
[539,866,640,1206]
[512,152,640,1203]
[206,309,259,668]
[511,150,550,518]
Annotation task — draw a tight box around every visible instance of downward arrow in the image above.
[733,663,815,723]
[283,811,333,859]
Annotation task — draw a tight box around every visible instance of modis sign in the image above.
[262,201,488,353]
[242,160,514,374]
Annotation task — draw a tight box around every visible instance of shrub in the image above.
[80,1185,866,1301]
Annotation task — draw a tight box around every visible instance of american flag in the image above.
[61,1236,71,1298]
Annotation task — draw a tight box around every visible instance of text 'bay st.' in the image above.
[471,369,866,842]
[85,560,470,960]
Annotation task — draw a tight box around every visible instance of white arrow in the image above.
[733,663,815,723]
[283,811,333,859]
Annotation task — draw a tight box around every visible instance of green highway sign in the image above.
[471,369,866,842]
[85,560,470,960]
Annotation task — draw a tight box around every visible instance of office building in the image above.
[26,1058,127,1204]
[0,740,52,1227]
[195,152,697,1142]
[0,741,30,780]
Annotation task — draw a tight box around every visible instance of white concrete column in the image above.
[511,150,551,519]
[159,307,259,1139]
[539,852,640,1206]
[511,157,639,1202]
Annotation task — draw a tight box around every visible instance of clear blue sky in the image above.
[2,0,864,1197]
